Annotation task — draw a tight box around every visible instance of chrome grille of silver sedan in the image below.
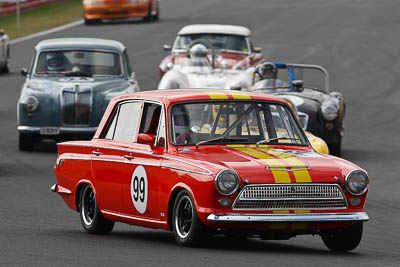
[232,184,347,210]
[62,86,92,126]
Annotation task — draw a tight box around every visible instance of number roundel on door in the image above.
[130,165,148,214]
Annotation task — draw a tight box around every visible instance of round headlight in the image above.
[22,96,39,112]
[215,169,239,196]
[321,101,338,121]
[346,170,369,196]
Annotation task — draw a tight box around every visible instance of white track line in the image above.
[10,20,83,45]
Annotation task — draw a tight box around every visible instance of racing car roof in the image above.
[111,89,289,106]
[178,24,251,36]
[35,38,126,53]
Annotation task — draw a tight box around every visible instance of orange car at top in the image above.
[83,0,160,25]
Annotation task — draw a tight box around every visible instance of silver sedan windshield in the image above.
[35,50,122,76]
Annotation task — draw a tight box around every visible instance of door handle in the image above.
[124,155,135,160]
[92,150,102,156]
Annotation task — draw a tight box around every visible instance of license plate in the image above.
[40,127,60,135]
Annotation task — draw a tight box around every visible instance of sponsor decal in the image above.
[130,165,148,214]
[180,147,193,152]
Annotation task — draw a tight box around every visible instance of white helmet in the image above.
[189,44,208,58]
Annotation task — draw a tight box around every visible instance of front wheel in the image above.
[19,133,35,151]
[172,190,209,246]
[79,185,114,234]
[84,18,101,25]
[328,140,341,156]
[321,222,363,252]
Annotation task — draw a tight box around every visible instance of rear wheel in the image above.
[143,2,153,22]
[153,1,159,21]
[172,190,209,246]
[19,133,35,151]
[79,185,114,234]
[321,222,363,252]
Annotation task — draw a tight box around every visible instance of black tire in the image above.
[172,190,209,246]
[79,185,114,234]
[1,45,10,73]
[153,2,159,21]
[84,18,101,25]
[19,133,34,151]
[142,2,153,22]
[321,222,363,252]
[328,140,341,156]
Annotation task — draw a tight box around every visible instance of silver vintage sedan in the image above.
[17,38,140,150]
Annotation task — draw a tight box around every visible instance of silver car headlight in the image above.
[215,169,239,196]
[321,101,338,121]
[346,170,369,196]
[22,96,39,112]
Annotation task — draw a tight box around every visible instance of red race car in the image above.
[159,24,264,78]
[52,89,369,251]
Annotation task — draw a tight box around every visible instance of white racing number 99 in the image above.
[130,165,148,214]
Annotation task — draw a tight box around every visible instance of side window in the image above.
[139,103,161,135]
[103,101,142,142]
[123,50,133,75]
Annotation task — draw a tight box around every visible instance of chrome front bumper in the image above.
[18,126,97,134]
[207,212,369,223]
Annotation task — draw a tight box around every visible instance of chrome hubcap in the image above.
[82,188,95,226]
[175,196,193,239]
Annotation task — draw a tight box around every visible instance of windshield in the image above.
[35,50,122,76]
[170,101,307,146]
[179,54,213,74]
[174,34,249,53]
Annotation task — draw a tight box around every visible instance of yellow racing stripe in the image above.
[201,90,228,99]
[227,90,251,99]
[259,148,312,183]
[230,146,291,183]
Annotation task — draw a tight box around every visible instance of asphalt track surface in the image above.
[1,0,399,266]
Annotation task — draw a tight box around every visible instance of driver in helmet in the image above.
[252,62,287,89]
[184,44,212,74]
[46,52,66,71]
[173,108,192,144]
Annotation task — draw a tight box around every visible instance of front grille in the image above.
[62,86,92,126]
[233,184,347,210]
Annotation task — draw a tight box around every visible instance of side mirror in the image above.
[137,133,156,147]
[253,47,262,53]
[230,85,242,91]
[292,80,304,92]
[163,44,172,51]
[21,68,28,77]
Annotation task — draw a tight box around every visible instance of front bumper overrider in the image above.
[207,212,369,223]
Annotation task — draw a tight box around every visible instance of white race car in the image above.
[158,44,253,90]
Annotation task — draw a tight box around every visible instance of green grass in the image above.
[0,0,83,40]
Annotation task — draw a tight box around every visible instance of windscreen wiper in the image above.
[256,137,303,145]
[64,70,92,77]
[196,136,248,147]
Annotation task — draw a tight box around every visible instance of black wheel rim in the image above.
[175,195,193,239]
[82,187,96,226]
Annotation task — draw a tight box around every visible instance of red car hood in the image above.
[174,145,351,184]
